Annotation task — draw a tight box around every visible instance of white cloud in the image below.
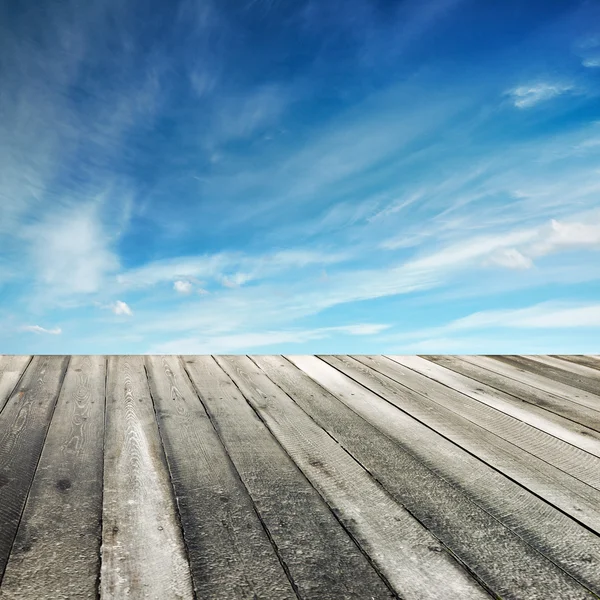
[528,218,600,257]
[23,325,62,335]
[117,248,349,289]
[485,248,533,270]
[508,83,572,108]
[583,58,600,68]
[23,202,120,297]
[111,300,133,316]
[149,322,390,353]
[335,323,390,335]
[391,302,600,345]
[174,280,193,294]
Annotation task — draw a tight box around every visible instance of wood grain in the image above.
[388,355,600,489]
[552,355,600,372]
[145,355,297,599]
[184,355,394,600]
[525,355,600,381]
[353,355,600,533]
[293,354,600,596]
[461,355,600,412]
[0,356,105,599]
[0,356,69,583]
[0,357,32,413]
[491,356,600,399]
[217,355,492,600]
[424,355,600,434]
[255,355,597,600]
[101,356,194,600]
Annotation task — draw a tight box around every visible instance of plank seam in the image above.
[316,356,600,597]
[0,355,34,418]
[144,360,198,600]
[443,356,600,427]
[378,356,600,486]
[346,355,600,537]
[491,356,600,398]
[0,356,71,585]
[250,356,493,600]
[180,356,304,600]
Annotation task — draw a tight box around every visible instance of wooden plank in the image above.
[0,356,69,582]
[383,356,600,490]
[324,354,600,531]
[291,354,600,597]
[553,356,600,372]
[145,355,298,599]
[0,357,32,413]
[214,355,492,600]
[0,356,105,599]
[101,356,194,599]
[491,355,600,398]
[183,355,395,600]
[254,355,597,600]
[458,355,600,414]
[356,355,600,528]
[525,355,600,381]
[424,355,600,434]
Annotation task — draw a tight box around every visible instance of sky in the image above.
[1,0,600,355]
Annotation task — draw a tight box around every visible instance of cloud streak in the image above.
[23,325,62,335]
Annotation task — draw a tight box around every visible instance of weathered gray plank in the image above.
[0,357,32,413]
[386,355,600,489]
[526,355,600,381]
[254,355,597,600]
[183,355,395,600]
[291,355,600,597]
[425,355,600,434]
[145,355,297,599]
[351,355,600,531]
[0,356,105,599]
[553,356,600,372]
[461,355,600,412]
[215,355,492,600]
[492,356,600,399]
[101,356,194,599]
[0,356,69,583]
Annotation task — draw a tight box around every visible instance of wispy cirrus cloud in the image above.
[23,325,62,335]
[508,83,573,108]
[117,248,350,289]
[149,323,390,354]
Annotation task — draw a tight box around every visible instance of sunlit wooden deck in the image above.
[1,354,600,599]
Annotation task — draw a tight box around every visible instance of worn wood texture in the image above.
[185,355,394,600]
[525,355,600,382]
[256,355,596,600]
[0,356,105,600]
[2,354,600,600]
[350,355,600,534]
[553,355,600,371]
[461,355,600,412]
[145,355,298,599]
[101,356,194,599]
[424,355,600,434]
[299,355,600,596]
[387,355,600,489]
[491,355,600,399]
[0,357,32,413]
[0,356,69,583]
[218,355,492,600]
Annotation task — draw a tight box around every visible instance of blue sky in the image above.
[1,0,600,354]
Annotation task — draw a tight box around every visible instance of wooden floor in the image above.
[1,356,600,599]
